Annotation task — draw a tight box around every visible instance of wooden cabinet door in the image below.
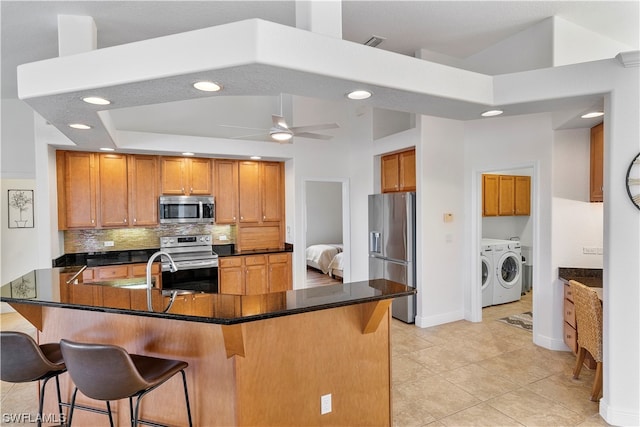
[498,175,515,216]
[62,151,98,228]
[245,256,268,295]
[399,149,416,191]
[482,174,499,217]
[214,160,238,223]
[262,162,282,222]
[99,154,129,227]
[129,155,159,226]
[161,157,186,195]
[191,293,214,317]
[238,161,261,222]
[381,154,399,193]
[514,176,531,215]
[219,257,244,295]
[268,253,291,292]
[590,123,604,202]
[188,158,212,195]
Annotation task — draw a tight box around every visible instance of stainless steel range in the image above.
[159,234,218,293]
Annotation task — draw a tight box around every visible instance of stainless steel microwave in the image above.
[159,196,215,224]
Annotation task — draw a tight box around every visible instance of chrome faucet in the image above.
[146,251,178,313]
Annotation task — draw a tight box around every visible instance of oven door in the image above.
[162,263,218,293]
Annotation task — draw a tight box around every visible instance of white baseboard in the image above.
[600,398,640,427]
[415,309,464,328]
[533,332,570,351]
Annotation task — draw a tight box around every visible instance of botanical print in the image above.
[8,189,34,228]
[10,271,36,299]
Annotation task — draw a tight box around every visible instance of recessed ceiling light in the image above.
[69,123,92,130]
[481,110,504,117]
[193,81,222,92]
[99,147,115,151]
[182,152,195,156]
[347,90,372,100]
[82,96,111,105]
[581,111,604,119]
[250,156,262,160]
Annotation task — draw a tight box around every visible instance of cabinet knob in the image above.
[233,216,236,220]
[133,218,137,223]
[181,187,185,194]
[124,218,127,223]
[566,335,572,339]
[91,219,95,224]
[190,187,193,193]
[263,215,266,220]
[240,216,244,220]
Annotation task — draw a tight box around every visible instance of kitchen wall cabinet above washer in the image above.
[482,174,530,217]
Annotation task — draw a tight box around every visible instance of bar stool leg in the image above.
[67,387,79,426]
[180,370,193,427]
[54,376,64,425]
[105,401,114,427]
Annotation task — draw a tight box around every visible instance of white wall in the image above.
[305,181,342,245]
[552,128,603,268]
[416,116,466,327]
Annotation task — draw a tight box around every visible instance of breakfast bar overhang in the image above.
[1,268,415,426]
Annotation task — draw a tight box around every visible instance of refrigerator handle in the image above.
[370,231,382,254]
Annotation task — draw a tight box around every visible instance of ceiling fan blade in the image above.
[289,123,339,133]
[293,132,333,140]
[272,115,289,128]
[229,132,271,140]
[218,124,269,132]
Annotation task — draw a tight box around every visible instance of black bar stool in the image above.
[0,331,67,427]
[60,339,192,427]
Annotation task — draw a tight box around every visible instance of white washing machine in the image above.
[485,239,522,305]
[480,241,494,308]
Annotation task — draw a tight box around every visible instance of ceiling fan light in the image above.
[271,130,293,141]
[347,90,372,100]
[193,81,222,92]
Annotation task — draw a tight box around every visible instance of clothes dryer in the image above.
[480,241,494,308]
[488,239,522,305]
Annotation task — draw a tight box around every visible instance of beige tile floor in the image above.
[1,292,609,426]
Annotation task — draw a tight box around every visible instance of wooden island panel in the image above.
[38,301,393,426]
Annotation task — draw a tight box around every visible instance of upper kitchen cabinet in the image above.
[381,148,416,193]
[99,154,129,227]
[128,155,160,226]
[482,174,530,217]
[57,151,98,229]
[590,123,604,202]
[161,157,212,196]
[238,161,283,223]
[57,151,159,230]
[214,159,239,224]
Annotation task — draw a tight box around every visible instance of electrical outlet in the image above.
[104,241,114,247]
[583,247,596,255]
[596,247,603,255]
[320,394,332,415]
[219,235,228,241]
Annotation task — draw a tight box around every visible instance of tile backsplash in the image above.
[64,224,236,253]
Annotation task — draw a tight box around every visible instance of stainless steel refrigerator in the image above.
[368,192,416,323]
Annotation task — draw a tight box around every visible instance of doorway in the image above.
[302,179,350,287]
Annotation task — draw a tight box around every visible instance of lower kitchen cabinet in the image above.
[219,253,291,295]
[563,281,597,369]
[167,293,214,317]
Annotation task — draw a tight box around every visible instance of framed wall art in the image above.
[8,189,34,228]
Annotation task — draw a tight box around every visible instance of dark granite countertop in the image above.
[558,267,602,288]
[1,268,414,326]
[53,243,294,268]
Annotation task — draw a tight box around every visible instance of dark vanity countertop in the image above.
[1,268,414,326]
[558,267,602,288]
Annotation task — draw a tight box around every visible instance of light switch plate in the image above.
[321,394,332,415]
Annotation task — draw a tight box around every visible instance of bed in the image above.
[327,252,344,279]
[306,244,343,275]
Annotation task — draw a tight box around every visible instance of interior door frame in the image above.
[301,177,351,286]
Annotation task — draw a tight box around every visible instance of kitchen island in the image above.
[1,268,414,426]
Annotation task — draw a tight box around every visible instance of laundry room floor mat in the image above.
[497,312,532,332]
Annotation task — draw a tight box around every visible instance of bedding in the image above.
[306,244,342,274]
[328,252,344,279]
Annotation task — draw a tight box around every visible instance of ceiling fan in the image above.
[220,95,339,143]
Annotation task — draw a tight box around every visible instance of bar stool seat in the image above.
[60,339,192,427]
[0,331,66,427]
